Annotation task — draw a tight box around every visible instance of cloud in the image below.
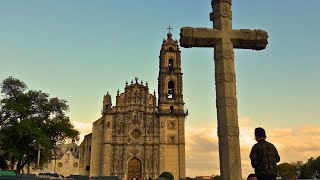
[72,120,93,143]
[185,117,320,177]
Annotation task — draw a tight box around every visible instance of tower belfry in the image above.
[158,31,186,178]
[158,31,185,114]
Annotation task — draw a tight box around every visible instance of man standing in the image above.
[250,127,280,180]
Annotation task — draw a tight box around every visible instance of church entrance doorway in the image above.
[127,158,142,180]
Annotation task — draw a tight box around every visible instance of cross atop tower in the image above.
[167,26,173,34]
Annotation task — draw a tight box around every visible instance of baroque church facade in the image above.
[79,32,187,180]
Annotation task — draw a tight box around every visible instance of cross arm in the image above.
[180,27,221,48]
[230,29,268,50]
[180,27,268,50]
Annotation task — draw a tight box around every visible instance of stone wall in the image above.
[90,118,104,176]
[79,133,92,176]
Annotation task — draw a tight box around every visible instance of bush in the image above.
[159,171,174,180]
[213,176,220,180]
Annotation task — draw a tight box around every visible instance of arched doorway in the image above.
[127,158,142,180]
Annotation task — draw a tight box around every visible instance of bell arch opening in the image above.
[168,81,175,99]
[168,58,174,71]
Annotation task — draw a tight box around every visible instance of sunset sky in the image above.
[1,0,320,177]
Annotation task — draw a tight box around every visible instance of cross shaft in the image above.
[179,0,268,179]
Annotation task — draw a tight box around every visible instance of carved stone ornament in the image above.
[130,129,141,140]
[130,148,140,156]
[147,121,153,134]
[168,121,176,130]
[117,121,124,134]
[132,110,139,125]
[168,135,176,144]
[116,165,121,171]
[160,121,164,128]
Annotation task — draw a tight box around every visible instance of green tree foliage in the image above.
[0,76,79,172]
[312,156,320,178]
[278,162,299,179]
[159,171,174,180]
[299,158,315,179]
[298,157,320,179]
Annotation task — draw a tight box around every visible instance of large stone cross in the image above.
[179,0,268,179]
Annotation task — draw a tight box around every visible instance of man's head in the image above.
[247,174,257,180]
[255,127,266,141]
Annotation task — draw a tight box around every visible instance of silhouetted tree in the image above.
[0,76,79,172]
[299,157,318,179]
[278,162,299,179]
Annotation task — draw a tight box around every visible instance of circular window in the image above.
[130,129,141,139]
[58,162,63,168]
[73,162,79,168]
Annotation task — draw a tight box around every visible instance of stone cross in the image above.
[179,0,268,179]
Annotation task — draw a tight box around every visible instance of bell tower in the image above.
[158,29,186,179]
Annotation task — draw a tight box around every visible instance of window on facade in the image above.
[168,81,175,99]
[170,106,174,113]
[86,165,90,171]
[70,148,73,152]
[168,59,173,71]
[169,47,173,51]
[89,146,91,151]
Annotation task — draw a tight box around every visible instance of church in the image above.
[79,32,187,180]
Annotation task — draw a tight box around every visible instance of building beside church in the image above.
[46,142,80,176]
[24,142,80,176]
[79,32,187,180]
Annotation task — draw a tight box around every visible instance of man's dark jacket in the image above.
[250,139,280,177]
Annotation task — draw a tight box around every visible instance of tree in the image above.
[159,171,174,180]
[312,156,320,179]
[299,158,316,179]
[0,76,79,172]
[278,162,299,179]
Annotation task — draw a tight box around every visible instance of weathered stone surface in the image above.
[180,27,268,50]
[179,0,268,179]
